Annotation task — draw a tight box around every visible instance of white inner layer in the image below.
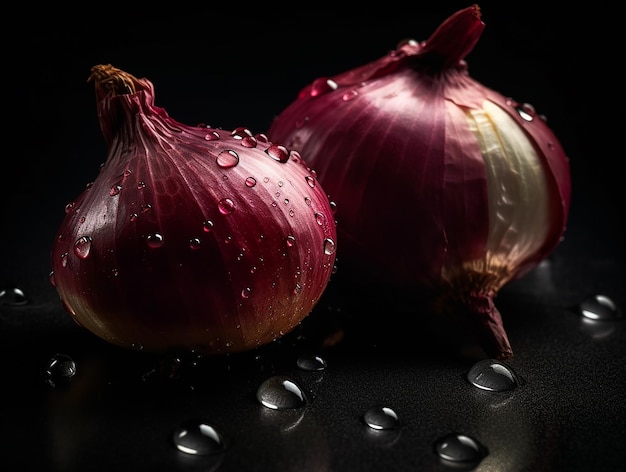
[465,100,550,280]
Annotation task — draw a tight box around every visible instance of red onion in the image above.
[49,65,337,355]
[268,5,572,359]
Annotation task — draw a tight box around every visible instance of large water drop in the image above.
[172,419,225,455]
[256,375,307,410]
[466,359,521,392]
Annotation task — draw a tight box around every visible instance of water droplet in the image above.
[314,212,326,226]
[109,183,122,196]
[309,77,338,97]
[65,202,76,213]
[245,177,257,188]
[172,419,225,455]
[241,136,257,148]
[342,89,358,101]
[580,294,622,321]
[434,432,487,465]
[129,212,138,222]
[216,149,239,168]
[231,127,252,139]
[218,198,235,215]
[137,181,146,189]
[256,375,307,410]
[46,353,77,387]
[189,238,201,250]
[146,233,164,249]
[73,236,92,259]
[304,197,312,206]
[265,144,289,163]
[60,252,69,268]
[255,133,269,144]
[467,359,521,392]
[305,175,316,188]
[141,203,152,214]
[296,354,327,371]
[202,220,214,233]
[363,406,400,430]
[323,238,336,255]
[241,287,251,299]
[286,235,296,247]
[204,131,220,141]
[516,102,535,121]
[0,286,27,306]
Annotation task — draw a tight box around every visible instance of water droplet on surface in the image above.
[309,77,338,97]
[296,354,326,371]
[516,102,535,121]
[467,359,521,392]
[256,375,307,409]
[60,252,69,268]
[172,419,225,455]
[204,131,220,141]
[245,177,257,188]
[314,212,326,226]
[265,144,289,163]
[580,294,622,321]
[305,175,316,188]
[216,149,239,168]
[241,287,251,299]
[286,235,296,247]
[189,238,201,250]
[73,236,92,259]
[434,432,487,465]
[342,89,358,101]
[363,406,400,430]
[146,233,164,249]
[202,220,214,233]
[46,353,77,387]
[323,238,336,255]
[240,136,257,148]
[218,198,235,215]
[0,286,28,306]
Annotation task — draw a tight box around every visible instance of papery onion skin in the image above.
[267,5,571,359]
[49,65,337,355]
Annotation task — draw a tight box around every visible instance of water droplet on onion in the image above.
[146,233,164,249]
[216,149,239,168]
[217,198,235,215]
[73,236,92,259]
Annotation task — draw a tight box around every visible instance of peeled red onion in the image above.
[49,64,337,355]
[268,5,572,359]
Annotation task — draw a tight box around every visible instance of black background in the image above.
[2,2,625,471]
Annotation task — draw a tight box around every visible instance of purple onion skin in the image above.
[267,6,572,359]
[50,65,337,355]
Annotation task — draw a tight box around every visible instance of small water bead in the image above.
[580,294,622,321]
[204,131,220,141]
[467,359,521,392]
[434,432,487,465]
[216,149,239,168]
[202,220,214,233]
[363,406,400,430]
[73,236,92,259]
[245,177,257,188]
[286,235,296,247]
[0,286,28,306]
[172,419,225,455]
[309,77,338,97]
[296,354,326,371]
[256,375,308,410]
[241,287,251,299]
[314,212,326,225]
[60,252,69,268]
[323,238,336,255]
[240,136,257,148]
[218,198,235,215]
[46,353,77,387]
[265,144,289,163]
[516,102,535,121]
[342,89,359,101]
[189,238,201,250]
[146,233,164,249]
[305,175,316,188]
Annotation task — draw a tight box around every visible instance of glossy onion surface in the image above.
[50,65,337,355]
[268,6,571,359]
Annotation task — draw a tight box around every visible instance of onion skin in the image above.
[50,65,337,355]
[268,5,572,359]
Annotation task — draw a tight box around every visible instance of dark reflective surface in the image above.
[3,3,624,471]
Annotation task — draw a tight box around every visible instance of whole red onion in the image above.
[49,65,337,355]
[268,5,572,359]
